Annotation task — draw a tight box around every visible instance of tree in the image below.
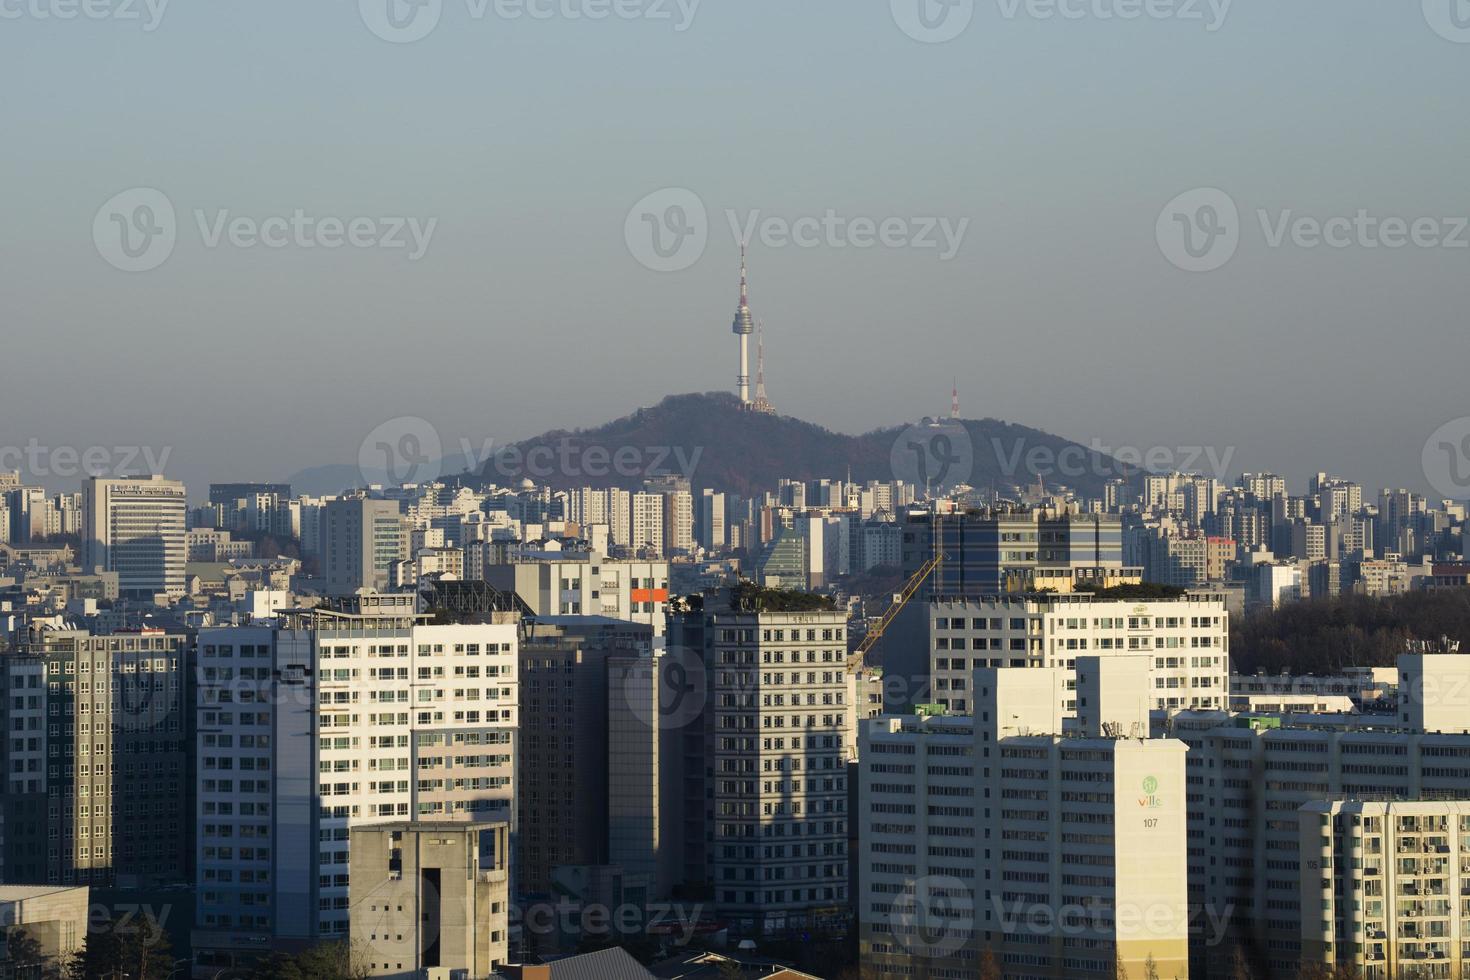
[244,943,369,980]
[5,927,57,980]
[1112,949,1129,980]
[979,945,1002,980]
[1144,953,1160,980]
[716,959,745,980]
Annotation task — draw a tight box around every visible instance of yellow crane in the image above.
[847,519,946,673]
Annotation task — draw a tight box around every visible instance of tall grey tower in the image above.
[732,244,754,405]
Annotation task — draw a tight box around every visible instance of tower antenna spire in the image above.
[732,242,754,405]
[751,318,775,415]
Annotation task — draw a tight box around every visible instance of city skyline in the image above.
[2,2,1467,499]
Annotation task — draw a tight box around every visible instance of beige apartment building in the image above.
[1299,800,1470,980]
[858,657,1191,980]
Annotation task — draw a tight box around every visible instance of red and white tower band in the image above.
[732,244,754,405]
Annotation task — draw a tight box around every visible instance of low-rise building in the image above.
[350,821,510,980]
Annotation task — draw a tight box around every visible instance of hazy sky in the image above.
[2,0,1467,499]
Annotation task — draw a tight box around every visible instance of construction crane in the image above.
[847,516,946,673]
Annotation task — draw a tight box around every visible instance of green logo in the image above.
[1142,776,1159,795]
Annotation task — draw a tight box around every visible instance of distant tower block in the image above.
[732,244,754,404]
[951,378,960,420]
[751,319,775,416]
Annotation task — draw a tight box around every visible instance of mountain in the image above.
[476,392,1131,499]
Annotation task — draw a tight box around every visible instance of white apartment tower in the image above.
[858,658,1191,980]
[192,595,518,976]
[926,593,1230,716]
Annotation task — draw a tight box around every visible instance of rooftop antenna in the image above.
[751,318,775,415]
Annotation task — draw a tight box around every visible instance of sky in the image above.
[1,0,1467,500]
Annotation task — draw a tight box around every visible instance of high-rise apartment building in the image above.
[630,493,665,558]
[0,628,191,888]
[697,489,727,552]
[82,476,188,598]
[322,497,409,595]
[1166,651,1470,977]
[902,508,1129,597]
[668,591,852,936]
[858,659,1191,980]
[926,593,1230,715]
[1298,800,1470,980]
[191,596,518,975]
[516,617,653,896]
